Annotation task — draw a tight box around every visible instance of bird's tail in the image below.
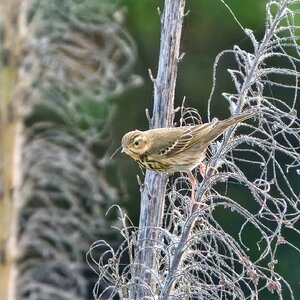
[218,112,254,129]
[202,112,254,145]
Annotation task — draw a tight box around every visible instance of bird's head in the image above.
[121,130,148,158]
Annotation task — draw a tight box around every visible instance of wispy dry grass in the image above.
[88,1,300,299]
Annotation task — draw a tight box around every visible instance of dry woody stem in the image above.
[131,0,186,298]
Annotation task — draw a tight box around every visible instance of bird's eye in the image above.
[134,140,140,146]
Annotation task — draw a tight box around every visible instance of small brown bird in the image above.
[121,113,253,210]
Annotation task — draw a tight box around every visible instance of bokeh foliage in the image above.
[10,0,138,299]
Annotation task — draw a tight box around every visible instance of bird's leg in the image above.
[189,163,210,212]
[199,162,206,177]
[200,162,220,177]
[188,171,196,211]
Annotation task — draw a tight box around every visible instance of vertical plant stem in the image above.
[131,0,186,298]
[0,1,24,299]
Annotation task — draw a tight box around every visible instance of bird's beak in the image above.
[121,147,125,153]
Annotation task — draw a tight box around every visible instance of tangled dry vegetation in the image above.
[87,1,300,299]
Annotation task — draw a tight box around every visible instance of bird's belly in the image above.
[167,162,200,173]
[167,154,205,173]
[137,153,205,174]
[137,159,168,172]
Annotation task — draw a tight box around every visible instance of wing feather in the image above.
[145,123,215,157]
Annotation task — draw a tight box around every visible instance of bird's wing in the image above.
[170,123,216,155]
[147,124,215,157]
[147,113,254,158]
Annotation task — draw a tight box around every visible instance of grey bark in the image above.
[131,0,186,298]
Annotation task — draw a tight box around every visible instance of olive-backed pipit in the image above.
[121,113,253,210]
